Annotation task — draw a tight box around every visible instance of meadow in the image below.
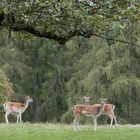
[0,123,140,140]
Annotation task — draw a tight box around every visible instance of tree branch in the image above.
[10,21,102,44]
[0,12,139,47]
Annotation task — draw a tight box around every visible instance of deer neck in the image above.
[96,103,105,117]
[24,100,29,110]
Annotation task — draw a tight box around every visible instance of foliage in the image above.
[0,0,140,124]
[0,69,13,102]
[0,69,14,122]
[0,0,139,43]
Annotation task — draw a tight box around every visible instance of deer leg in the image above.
[113,114,118,126]
[74,115,81,131]
[74,117,79,131]
[109,113,118,127]
[17,114,20,124]
[108,112,114,127]
[5,114,9,124]
[5,111,11,124]
[19,114,22,123]
[93,117,97,131]
[76,119,81,131]
[110,116,113,126]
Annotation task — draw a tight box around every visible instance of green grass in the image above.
[0,123,140,140]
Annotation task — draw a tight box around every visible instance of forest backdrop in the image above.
[0,0,140,124]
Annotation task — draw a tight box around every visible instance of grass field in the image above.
[0,123,140,140]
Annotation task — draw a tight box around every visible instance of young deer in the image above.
[83,96,118,126]
[73,98,106,131]
[3,96,33,124]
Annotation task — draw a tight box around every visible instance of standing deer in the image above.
[73,98,106,131]
[83,96,118,126]
[3,96,33,124]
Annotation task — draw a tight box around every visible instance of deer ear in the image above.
[25,96,29,99]
[99,97,104,102]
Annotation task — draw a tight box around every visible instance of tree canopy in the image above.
[0,0,139,44]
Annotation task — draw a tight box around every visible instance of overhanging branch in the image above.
[5,22,140,47]
[0,12,139,47]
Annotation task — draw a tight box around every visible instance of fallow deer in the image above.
[73,98,106,131]
[102,103,118,126]
[83,96,118,126]
[3,96,33,124]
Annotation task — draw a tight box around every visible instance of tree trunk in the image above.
[32,47,40,122]
[128,83,132,121]
[34,97,40,122]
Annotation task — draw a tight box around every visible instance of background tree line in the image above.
[0,0,140,124]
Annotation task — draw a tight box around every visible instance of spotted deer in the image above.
[3,96,33,124]
[73,98,106,131]
[83,96,118,126]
